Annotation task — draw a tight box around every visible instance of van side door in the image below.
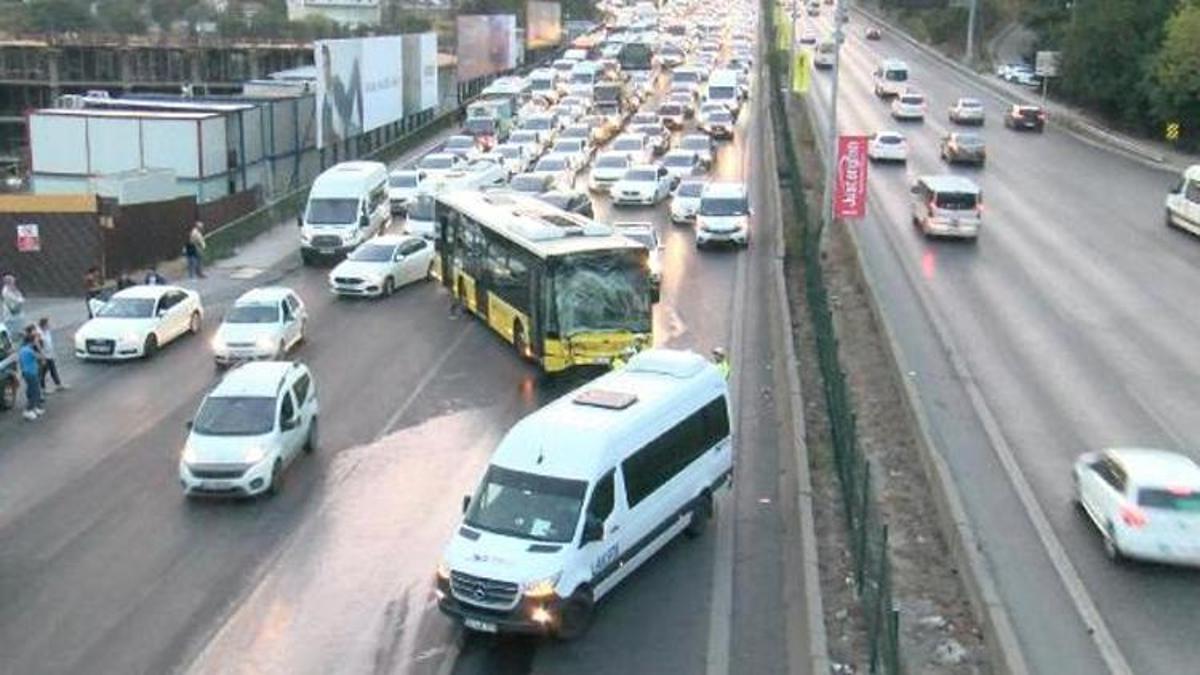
[577,470,625,600]
[277,390,304,462]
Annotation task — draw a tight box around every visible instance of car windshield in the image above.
[446,137,475,149]
[681,137,710,151]
[622,229,655,248]
[659,104,682,115]
[348,244,396,262]
[464,119,495,134]
[551,249,653,336]
[511,175,549,192]
[878,135,903,144]
[537,158,567,171]
[225,304,279,324]
[665,154,694,166]
[959,99,982,108]
[562,128,588,138]
[511,132,538,143]
[464,465,587,544]
[673,71,700,83]
[306,198,359,225]
[677,182,705,197]
[497,146,521,158]
[626,169,658,182]
[900,95,924,105]
[1137,488,1200,511]
[700,196,749,216]
[886,69,908,82]
[192,396,276,436]
[614,138,642,151]
[596,155,629,169]
[709,86,736,99]
[1019,108,1042,118]
[710,111,733,122]
[934,191,979,210]
[632,114,657,124]
[525,118,553,130]
[98,297,156,319]
[389,174,419,188]
[409,194,435,220]
[554,141,583,152]
[956,135,985,147]
[419,156,454,170]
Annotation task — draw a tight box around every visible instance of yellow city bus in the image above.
[432,190,653,372]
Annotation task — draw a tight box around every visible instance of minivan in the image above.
[301,161,391,265]
[705,69,742,115]
[910,175,983,240]
[873,59,909,98]
[180,361,319,498]
[436,349,732,637]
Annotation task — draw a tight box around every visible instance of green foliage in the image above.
[562,0,599,20]
[1149,1,1200,148]
[26,0,93,32]
[96,0,147,34]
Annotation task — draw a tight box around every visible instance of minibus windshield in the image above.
[465,466,588,543]
[307,198,359,225]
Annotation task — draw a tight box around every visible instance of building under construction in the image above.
[0,34,314,171]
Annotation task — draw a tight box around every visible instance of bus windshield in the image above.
[551,250,652,336]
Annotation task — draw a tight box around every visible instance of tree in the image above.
[26,0,94,32]
[97,0,148,34]
[1149,1,1200,148]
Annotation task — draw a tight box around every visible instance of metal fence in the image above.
[762,2,902,672]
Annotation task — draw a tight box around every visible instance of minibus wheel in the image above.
[684,492,714,539]
[555,590,594,640]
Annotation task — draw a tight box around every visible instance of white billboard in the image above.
[402,32,439,114]
[456,15,518,82]
[315,36,404,149]
[527,1,563,48]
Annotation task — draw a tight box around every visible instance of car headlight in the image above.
[256,336,277,352]
[300,231,312,244]
[522,572,561,598]
[182,444,199,464]
[243,445,269,465]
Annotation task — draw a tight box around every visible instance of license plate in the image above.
[464,618,497,633]
[88,345,113,355]
[201,480,232,489]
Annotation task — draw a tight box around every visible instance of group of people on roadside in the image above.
[3,274,67,421]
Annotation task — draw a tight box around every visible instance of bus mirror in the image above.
[582,516,604,544]
[359,214,369,229]
[461,494,471,514]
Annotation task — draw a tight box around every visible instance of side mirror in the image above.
[581,515,604,544]
[461,494,472,514]
[281,416,298,431]
[185,420,193,430]
[359,214,369,229]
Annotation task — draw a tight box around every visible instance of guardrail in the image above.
[764,3,903,672]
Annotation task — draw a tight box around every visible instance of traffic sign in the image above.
[1035,51,1061,77]
[1166,122,1180,141]
[16,223,40,252]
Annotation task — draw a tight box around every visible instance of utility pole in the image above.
[965,0,977,65]
[821,0,845,230]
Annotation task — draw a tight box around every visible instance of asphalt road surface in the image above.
[0,37,810,675]
[804,9,1200,675]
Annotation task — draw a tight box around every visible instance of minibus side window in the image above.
[588,472,615,522]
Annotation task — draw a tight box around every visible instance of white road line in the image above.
[374,327,473,441]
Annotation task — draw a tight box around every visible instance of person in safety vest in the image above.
[712,346,730,379]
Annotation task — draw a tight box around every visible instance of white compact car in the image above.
[388,170,426,213]
[609,133,654,166]
[662,150,704,181]
[948,97,986,125]
[180,361,318,498]
[670,179,707,224]
[891,90,927,120]
[1073,448,1200,566]
[612,165,675,206]
[695,182,751,248]
[550,138,590,168]
[867,131,909,163]
[509,130,550,158]
[329,234,436,297]
[532,153,579,192]
[212,287,307,367]
[493,143,534,176]
[74,285,203,360]
[678,134,715,168]
[1165,164,1200,237]
[417,153,466,177]
[699,108,735,139]
[589,151,633,193]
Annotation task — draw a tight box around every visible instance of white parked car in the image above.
[670,178,707,224]
[551,138,590,168]
[509,129,550,158]
[613,165,675,206]
[867,131,909,163]
[212,287,307,367]
[695,182,751,248]
[180,361,318,498]
[610,133,654,166]
[442,135,485,161]
[417,153,466,177]
[890,90,927,120]
[1073,448,1200,566]
[589,151,633,193]
[74,285,202,360]
[520,112,563,141]
[329,234,436,297]
[662,150,704,180]
[493,143,535,176]
[558,123,597,155]
[388,170,426,213]
[532,153,579,191]
[678,133,715,168]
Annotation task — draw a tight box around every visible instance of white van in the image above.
[910,175,983,240]
[436,349,733,637]
[873,59,910,98]
[814,41,836,69]
[301,161,391,265]
[705,69,742,115]
[1165,164,1200,237]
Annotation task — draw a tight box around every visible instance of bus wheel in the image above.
[555,589,594,640]
[514,321,529,360]
[684,492,713,539]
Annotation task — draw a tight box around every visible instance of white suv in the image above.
[180,361,319,498]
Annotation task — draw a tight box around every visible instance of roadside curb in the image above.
[854,6,1188,174]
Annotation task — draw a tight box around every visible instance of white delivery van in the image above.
[705,69,742,115]
[1165,164,1200,237]
[873,59,910,98]
[301,161,391,265]
[437,349,733,638]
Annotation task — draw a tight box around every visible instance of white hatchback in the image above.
[329,234,435,297]
[867,131,908,163]
[212,287,307,367]
[1074,448,1200,566]
[670,178,707,224]
[612,165,674,206]
[891,90,927,120]
[74,285,203,360]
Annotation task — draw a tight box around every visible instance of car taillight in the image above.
[1038,112,1047,121]
[1120,503,1147,528]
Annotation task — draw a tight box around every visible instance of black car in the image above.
[865,27,882,40]
[535,190,595,218]
[1004,105,1046,132]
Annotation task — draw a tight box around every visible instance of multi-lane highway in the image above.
[804,9,1200,674]
[0,24,812,675]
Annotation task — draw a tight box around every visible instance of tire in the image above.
[425,261,435,280]
[304,417,318,453]
[382,277,395,296]
[555,590,594,640]
[267,459,284,496]
[684,492,714,538]
[143,333,158,359]
[0,376,16,411]
[188,311,201,335]
[1103,524,1126,564]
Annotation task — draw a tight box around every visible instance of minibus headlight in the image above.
[436,560,451,581]
[522,573,561,598]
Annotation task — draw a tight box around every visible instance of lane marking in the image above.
[375,327,474,441]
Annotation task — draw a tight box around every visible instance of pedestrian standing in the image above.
[144,266,166,285]
[2,274,25,337]
[186,221,207,279]
[18,332,44,420]
[36,317,67,392]
[83,266,103,318]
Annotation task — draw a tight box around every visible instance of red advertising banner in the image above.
[834,135,869,219]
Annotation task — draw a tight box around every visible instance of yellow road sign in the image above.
[1166,122,1180,141]
[792,50,811,93]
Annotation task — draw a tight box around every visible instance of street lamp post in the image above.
[820,0,846,230]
